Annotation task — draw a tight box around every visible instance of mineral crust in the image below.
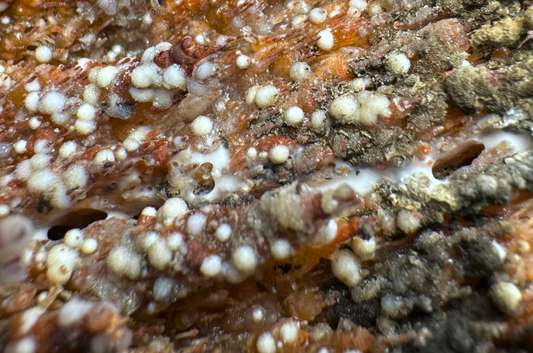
[1,0,533,352]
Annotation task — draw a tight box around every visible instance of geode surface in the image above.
[1,0,533,352]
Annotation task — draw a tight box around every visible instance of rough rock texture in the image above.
[1,0,533,352]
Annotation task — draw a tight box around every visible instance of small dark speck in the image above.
[37,198,53,213]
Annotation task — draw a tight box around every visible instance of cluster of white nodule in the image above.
[13,137,90,209]
[329,90,391,125]
[129,42,185,109]
[43,228,98,285]
[104,44,124,63]
[123,126,151,152]
[108,199,326,290]
[107,200,188,279]
[23,58,117,135]
[24,88,74,129]
[20,79,43,131]
[151,198,240,281]
[111,199,261,286]
[286,0,342,27]
[82,62,130,131]
[75,102,98,135]
[247,85,280,109]
[6,299,124,353]
[330,226,378,287]
[7,305,52,352]
[202,241,259,283]
[256,319,301,353]
[107,244,143,280]
[104,199,250,287]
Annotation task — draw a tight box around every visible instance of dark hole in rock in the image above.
[432,142,485,180]
[47,209,108,240]
[193,162,215,196]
